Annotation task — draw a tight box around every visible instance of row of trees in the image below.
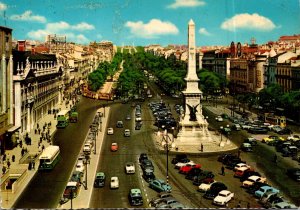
[87,52,123,91]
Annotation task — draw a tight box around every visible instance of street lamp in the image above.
[160,126,173,185]
[219,126,224,147]
[226,124,231,144]
[83,155,89,190]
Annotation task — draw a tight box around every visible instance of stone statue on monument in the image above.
[187,103,199,121]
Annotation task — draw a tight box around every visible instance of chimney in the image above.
[17,40,26,51]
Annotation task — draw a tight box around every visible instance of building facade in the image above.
[0,26,14,153]
[12,51,63,139]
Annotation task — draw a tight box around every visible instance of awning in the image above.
[7,125,21,133]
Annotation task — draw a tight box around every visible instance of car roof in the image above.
[130,188,141,194]
[67,181,78,186]
[96,172,105,177]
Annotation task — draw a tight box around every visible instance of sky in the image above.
[0,0,299,47]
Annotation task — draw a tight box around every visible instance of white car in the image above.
[198,181,216,192]
[215,116,223,122]
[242,175,267,188]
[124,129,131,137]
[125,162,135,174]
[213,190,234,206]
[175,161,195,169]
[135,117,142,122]
[234,163,251,171]
[75,162,85,173]
[287,134,300,141]
[107,127,114,135]
[110,176,119,189]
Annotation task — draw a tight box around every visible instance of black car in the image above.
[203,182,227,199]
[225,158,245,169]
[135,122,142,130]
[286,168,300,181]
[217,153,237,164]
[192,171,215,185]
[141,159,154,171]
[248,127,268,134]
[240,171,261,182]
[281,146,298,157]
[277,128,292,135]
[142,168,156,182]
[171,154,189,164]
[139,153,148,163]
[246,182,269,194]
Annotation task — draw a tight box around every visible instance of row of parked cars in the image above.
[60,112,101,203]
[139,153,187,208]
[149,101,177,129]
[218,153,297,208]
[171,154,236,206]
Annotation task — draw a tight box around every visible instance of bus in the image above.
[264,112,286,128]
[38,145,61,170]
[56,109,70,128]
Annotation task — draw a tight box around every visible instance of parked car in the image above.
[110,143,118,152]
[185,168,203,180]
[255,186,279,198]
[246,182,269,194]
[142,168,155,182]
[192,171,215,186]
[260,192,283,208]
[273,201,297,209]
[240,171,262,182]
[262,135,284,145]
[242,175,267,188]
[232,124,241,131]
[75,162,85,173]
[198,181,217,192]
[286,168,300,181]
[240,143,253,152]
[149,179,172,192]
[234,163,251,171]
[110,176,119,189]
[248,127,268,134]
[281,146,298,157]
[244,137,258,146]
[125,114,131,121]
[70,171,83,184]
[171,154,189,164]
[135,122,142,130]
[179,163,201,174]
[213,190,234,206]
[128,188,143,206]
[203,182,227,199]
[141,159,154,172]
[175,160,195,169]
[277,128,292,135]
[226,158,245,170]
[94,172,105,188]
[125,162,135,174]
[139,153,148,163]
[63,181,80,199]
[124,129,131,137]
[287,134,300,141]
[234,167,252,178]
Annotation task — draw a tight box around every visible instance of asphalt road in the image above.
[13,97,102,208]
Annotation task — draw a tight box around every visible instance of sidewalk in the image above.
[0,102,68,209]
[57,107,110,209]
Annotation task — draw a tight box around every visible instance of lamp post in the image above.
[160,126,173,185]
[83,156,89,190]
[220,126,223,146]
[226,124,230,144]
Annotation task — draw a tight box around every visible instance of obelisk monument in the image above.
[175,19,211,147]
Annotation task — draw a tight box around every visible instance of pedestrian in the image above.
[2,166,6,174]
[32,161,35,170]
[12,155,15,162]
[247,202,250,208]
[2,153,6,162]
[37,123,39,129]
[38,128,41,134]
[21,148,25,157]
[200,143,204,152]
[42,145,45,151]
[236,201,241,208]
[20,140,23,148]
[221,165,225,176]
[7,160,11,169]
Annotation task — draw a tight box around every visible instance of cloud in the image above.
[199,28,211,36]
[167,0,205,9]
[27,21,95,44]
[125,19,179,39]
[0,1,7,11]
[221,13,276,32]
[10,10,46,23]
